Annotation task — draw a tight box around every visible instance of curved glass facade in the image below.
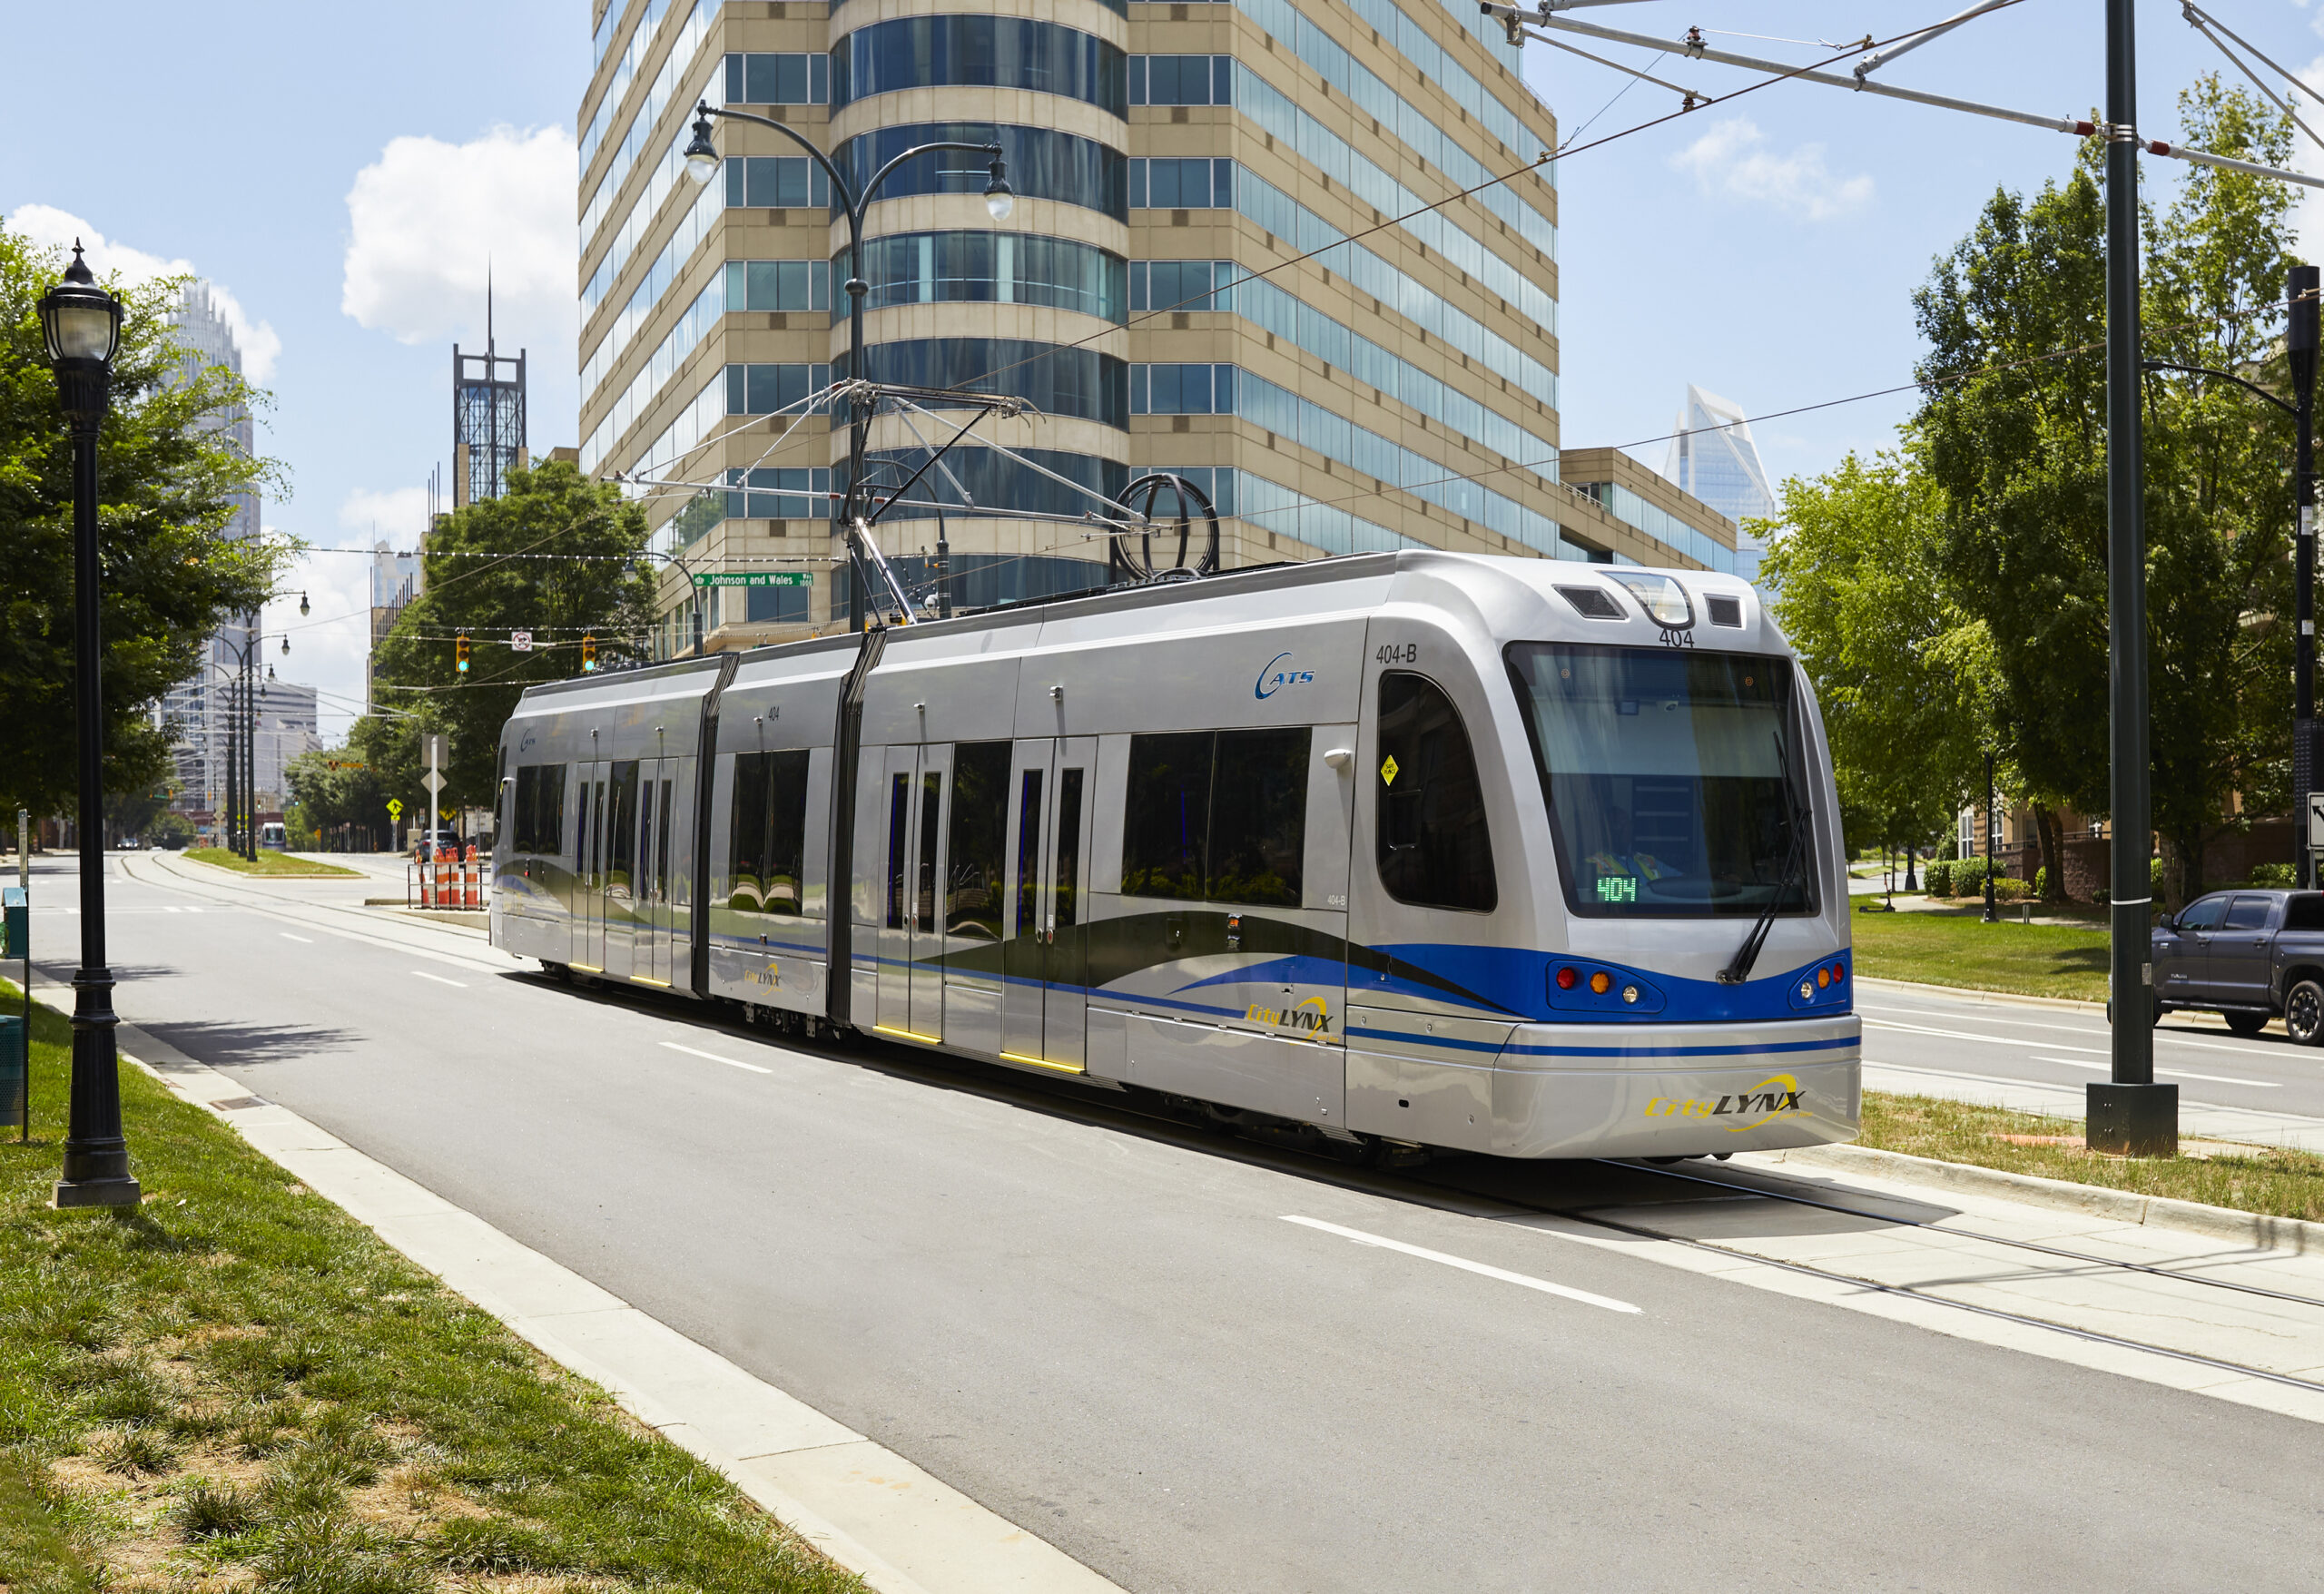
[842,232,1127,322]
[834,551,1114,616]
[835,123,1128,222]
[863,338,1128,428]
[840,447,1128,522]
[832,17,1127,114]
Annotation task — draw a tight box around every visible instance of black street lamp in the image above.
[38,242,140,1209]
[683,104,1009,630]
[1981,749,1999,924]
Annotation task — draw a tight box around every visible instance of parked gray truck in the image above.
[2151,888,2324,1041]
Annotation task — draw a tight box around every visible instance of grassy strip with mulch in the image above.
[0,979,862,1594]
[181,848,363,880]
[1848,906,2112,1003]
[1859,1090,2324,1223]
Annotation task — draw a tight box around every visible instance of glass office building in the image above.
[1661,384,1776,585]
[577,0,1737,648]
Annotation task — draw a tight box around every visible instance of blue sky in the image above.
[2,0,2318,738]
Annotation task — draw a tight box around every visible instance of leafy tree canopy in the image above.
[364,460,654,814]
[0,222,290,822]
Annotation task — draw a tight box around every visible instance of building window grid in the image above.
[844,232,1128,322]
[1232,62,1554,331]
[724,52,830,105]
[582,0,672,170]
[724,259,832,314]
[582,177,722,396]
[838,123,1128,220]
[724,466,834,522]
[584,264,730,473]
[1127,157,1236,210]
[725,362,838,417]
[832,17,1128,114]
[724,155,834,211]
[1576,481,1731,574]
[1130,260,1236,313]
[1128,55,1234,106]
[581,0,714,247]
[583,61,723,317]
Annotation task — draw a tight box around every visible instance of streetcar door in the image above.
[1000,737,1097,1070]
[601,760,639,980]
[875,744,947,1038]
[634,759,677,986]
[575,761,606,972]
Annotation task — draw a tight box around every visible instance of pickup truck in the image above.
[2151,888,2324,1042]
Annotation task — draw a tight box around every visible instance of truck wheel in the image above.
[2286,981,2324,1047]
[2224,1010,2269,1037]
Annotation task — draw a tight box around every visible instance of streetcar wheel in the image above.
[2286,981,2324,1047]
[2224,1010,2269,1037]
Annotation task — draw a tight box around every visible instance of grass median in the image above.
[1848,905,2111,1002]
[180,849,363,880]
[0,981,862,1594]
[1860,1090,2324,1222]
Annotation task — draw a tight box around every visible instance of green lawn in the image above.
[1848,905,2112,1002]
[181,848,361,879]
[0,981,861,1594]
[1861,1091,2324,1222]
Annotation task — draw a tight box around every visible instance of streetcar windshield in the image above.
[1505,643,1815,919]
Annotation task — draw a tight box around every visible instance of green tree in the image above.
[1759,452,1982,874]
[0,222,288,824]
[1911,78,2299,901]
[369,461,653,812]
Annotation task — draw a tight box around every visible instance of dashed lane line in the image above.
[412,970,468,989]
[660,1041,774,1076]
[1280,1215,1641,1314]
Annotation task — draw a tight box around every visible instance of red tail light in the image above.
[1556,966,1578,990]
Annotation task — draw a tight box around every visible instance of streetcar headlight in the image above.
[1798,980,1815,1001]
[1621,984,1639,1004]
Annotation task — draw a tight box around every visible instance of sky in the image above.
[1,0,2319,741]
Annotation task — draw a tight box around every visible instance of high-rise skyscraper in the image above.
[157,280,262,830]
[454,287,528,507]
[1661,384,1777,585]
[578,0,1738,653]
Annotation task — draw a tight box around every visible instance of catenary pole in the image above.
[2291,265,2319,888]
[2093,0,2175,1156]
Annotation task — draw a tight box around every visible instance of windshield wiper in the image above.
[1717,732,1810,986]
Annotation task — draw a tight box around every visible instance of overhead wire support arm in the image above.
[2141,359,2298,418]
[2178,3,2324,160]
[1482,3,2324,191]
[1852,0,2019,83]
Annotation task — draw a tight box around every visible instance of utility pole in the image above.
[2292,264,2319,888]
[1982,750,1998,924]
[2093,0,2175,1157]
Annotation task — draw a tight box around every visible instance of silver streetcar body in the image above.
[493,551,1861,1157]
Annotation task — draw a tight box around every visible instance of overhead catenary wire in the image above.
[2175,2,2324,161]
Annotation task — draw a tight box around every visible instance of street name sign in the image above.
[694,571,812,587]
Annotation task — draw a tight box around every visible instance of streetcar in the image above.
[490,551,1860,1159]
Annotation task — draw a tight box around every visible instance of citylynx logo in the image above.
[1256,653,1315,700]
[1644,1073,1807,1132]
[1247,996,1334,1039]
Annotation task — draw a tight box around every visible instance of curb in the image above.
[1764,1141,2323,1255]
[1855,975,2104,1014]
[43,986,1124,1594]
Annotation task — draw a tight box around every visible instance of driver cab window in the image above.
[2175,896,2230,931]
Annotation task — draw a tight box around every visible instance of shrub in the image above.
[2034,866,2050,900]
[1924,861,1954,897]
[1994,876,2034,902]
[91,1426,178,1476]
[1954,857,1991,897]
[2152,855,2167,901]
[2252,861,2296,888]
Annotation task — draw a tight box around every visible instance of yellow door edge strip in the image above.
[630,975,674,988]
[569,963,602,973]
[873,1024,943,1045]
[1000,1050,1086,1075]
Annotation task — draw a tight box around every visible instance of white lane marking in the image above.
[659,1040,773,1075]
[280,933,313,944]
[1920,1056,2283,1091]
[1280,1215,1640,1314]
[2162,1068,2282,1088]
[412,970,468,989]
[162,906,182,914]
[1860,1000,2293,1059]
[2034,1055,2109,1071]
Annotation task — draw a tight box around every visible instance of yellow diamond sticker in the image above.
[1380,754,1400,786]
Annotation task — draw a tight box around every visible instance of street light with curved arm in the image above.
[683,104,1009,628]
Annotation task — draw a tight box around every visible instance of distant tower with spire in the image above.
[451,269,527,507]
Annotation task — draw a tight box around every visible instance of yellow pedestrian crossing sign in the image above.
[387,799,404,821]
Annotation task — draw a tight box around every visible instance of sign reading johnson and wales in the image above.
[693,572,813,588]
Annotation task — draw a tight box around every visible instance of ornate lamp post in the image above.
[38,243,140,1208]
[682,105,1009,629]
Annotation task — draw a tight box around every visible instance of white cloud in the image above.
[341,124,577,369]
[4,202,281,381]
[263,487,437,744]
[338,487,431,546]
[1669,118,1875,221]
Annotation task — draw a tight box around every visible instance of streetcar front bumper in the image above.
[1488,1014,1862,1158]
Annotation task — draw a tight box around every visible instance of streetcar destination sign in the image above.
[693,571,812,587]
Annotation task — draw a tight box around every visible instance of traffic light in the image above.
[582,633,597,673]
[455,634,471,675]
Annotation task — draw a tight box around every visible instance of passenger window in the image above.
[947,743,1010,940]
[1120,729,1308,907]
[763,752,809,915]
[1056,768,1084,930]
[1122,732,1213,900]
[1208,728,1308,906]
[729,754,771,910]
[885,772,910,929]
[1016,769,1045,938]
[916,772,943,934]
[1375,673,1496,912]
[2287,893,2324,931]
[606,763,638,895]
[2223,895,2272,931]
[2176,895,2229,931]
[510,766,533,852]
[537,767,565,858]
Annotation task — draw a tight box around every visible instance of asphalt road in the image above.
[18,851,2324,1592]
